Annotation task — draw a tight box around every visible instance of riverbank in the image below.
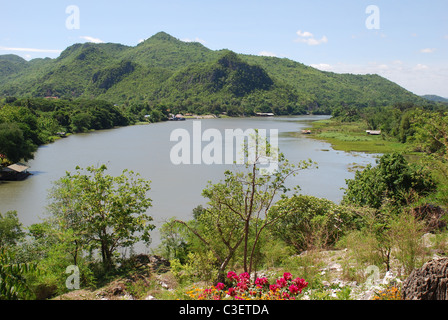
[304,118,410,155]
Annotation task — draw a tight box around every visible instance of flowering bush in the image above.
[372,286,402,300]
[186,271,308,300]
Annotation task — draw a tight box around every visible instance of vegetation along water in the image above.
[0,32,447,301]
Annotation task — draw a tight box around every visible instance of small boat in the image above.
[168,114,186,121]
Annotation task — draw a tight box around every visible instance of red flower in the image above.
[255,277,268,287]
[293,277,308,291]
[283,272,292,280]
[282,292,290,299]
[216,282,225,291]
[237,282,248,291]
[289,285,299,294]
[239,272,250,282]
[227,271,238,280]
[276,277,287,287]
[269,284,279,292]
[227,287,237,297]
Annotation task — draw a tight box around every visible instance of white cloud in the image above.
[0,46,62,53]
[259,51,277,57]
[295,30,328,46]
[79,36,105,44]
[181,37,206,44]
[309,61,448,97]
[420,48,436,53]
[296,30,314,38]
[414,64,429,70]
[310,63,333,71]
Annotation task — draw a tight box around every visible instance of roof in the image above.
[6,163,30,173]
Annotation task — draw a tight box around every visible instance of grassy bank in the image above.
[305,119,410,154]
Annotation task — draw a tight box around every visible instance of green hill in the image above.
[0,31,428,115]
[421,95,448,103]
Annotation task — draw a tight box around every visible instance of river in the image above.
[0,115,380,250]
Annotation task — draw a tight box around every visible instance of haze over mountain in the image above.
[0,32,428,115]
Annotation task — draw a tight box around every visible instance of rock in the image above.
[402,257,448,300]
[149,255,170,273]
[328,263,343,272]
[131,254,170,273]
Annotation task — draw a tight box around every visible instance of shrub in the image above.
[186,271,308,300]
[269,195,354,253]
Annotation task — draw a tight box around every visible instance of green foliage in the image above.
[0,248,36,300]
[0,98,129,163]
[343,153,436,209]
[0,211,24,248]
[47,164,155,270]
[0,122,36,163]
[269,195,355,253]
[20,222,96,299]
[388,211,426,274]
[0,32,430,117]
[171,138,315,281]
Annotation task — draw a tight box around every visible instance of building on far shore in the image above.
[0,163,31,181]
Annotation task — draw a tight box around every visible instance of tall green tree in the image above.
[47,165,154,270]
[0,122,36,163]
[174,138,315,279]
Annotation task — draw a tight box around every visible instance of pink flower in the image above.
[269,284,279,292]
[237,282,248,291]
[216,282,225,291]
[239,272,250,281]
[283,272,292,280]
[227,287,237,297]
[255,277,268,287]
[227,271,238,280]
[293,277,309,291]
[282,292,290,299]
[276,277,287,287]
[289,285,299,294]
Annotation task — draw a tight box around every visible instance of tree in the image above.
[0,211,24,248]
[70,112,91,133]
[412,111,448,160]
[47,164,154,270]
[342,153,436,209]
[0,122,36,163]
[174,137,315,279]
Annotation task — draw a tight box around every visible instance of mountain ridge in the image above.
[0,31,430,115]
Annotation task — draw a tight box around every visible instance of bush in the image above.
[343,153,436,209]
[269,195,355,253]
[186,271,308,300]
[389,211,427,274]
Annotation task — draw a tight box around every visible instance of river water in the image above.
[0,115,379,250]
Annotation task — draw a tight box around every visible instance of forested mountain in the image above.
[421,95,448,103]
[0,31,429,115]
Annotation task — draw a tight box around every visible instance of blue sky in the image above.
[1,0,447,96]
